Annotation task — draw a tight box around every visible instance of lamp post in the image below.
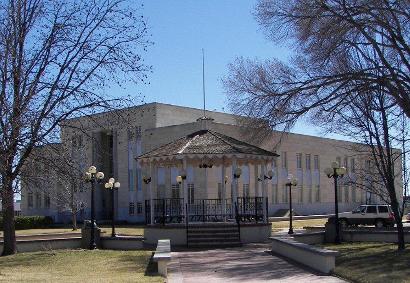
[84,166,105,249]
[324,162,347,244]
[105,178,121,238]
[285,174,298,234]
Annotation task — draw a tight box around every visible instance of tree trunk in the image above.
[72,211,77,231]
[391,198,405,251]
[1,181,16,256]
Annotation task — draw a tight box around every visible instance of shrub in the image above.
[0,216,53,230]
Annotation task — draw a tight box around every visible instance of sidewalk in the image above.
[168,243,346,283]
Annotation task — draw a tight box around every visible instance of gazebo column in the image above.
[232,157,238,205]
[149,162,154,225]
[254,164,260,197]
[221,160,226,221]
[262,161,268,222]
[183,158,188,221]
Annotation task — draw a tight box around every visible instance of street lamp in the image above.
[105,178,121,238]
[285,174,298,234]
[84,165,104,249]
[324,162,347,244]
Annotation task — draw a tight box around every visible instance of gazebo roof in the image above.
[137,129,279,163]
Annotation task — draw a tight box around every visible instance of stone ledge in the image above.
[271,236,338,274]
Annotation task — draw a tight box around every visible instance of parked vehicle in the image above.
[333,204,395,228]
[406,212,410,221]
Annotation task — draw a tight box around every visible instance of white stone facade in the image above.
[20,102,403,222]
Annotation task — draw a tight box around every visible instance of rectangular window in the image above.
[336,157,341,167]
[366,205,377,213]
[44,193,50,209]
[171,184,180,199]
[314,155,320,170]
[344,186,349,203]
[378,206,388,213]
[129,202,135,215]
[305,154,311,170]
[281,152,288,169]
[28,192,33,208]
[344,157,348,172]
[272,184,278,204]
[296,153,302,169]
[316,188,321,202]
[136,202,143,214]
[283,185,288,203]
[188,184,195,204]
[350,158,355,172]
[136,126,142,138]
[35,192,41,208]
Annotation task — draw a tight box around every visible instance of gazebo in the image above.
[138,118,279,246]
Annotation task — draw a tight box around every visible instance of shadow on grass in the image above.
[144,252,158,277]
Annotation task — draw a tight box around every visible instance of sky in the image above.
[110,0,342,139]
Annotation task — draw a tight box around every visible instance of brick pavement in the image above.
[167,244,346,283]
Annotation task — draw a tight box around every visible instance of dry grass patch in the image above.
[0,249,162,283]
[323,242,410,283]
[271,218,327,233]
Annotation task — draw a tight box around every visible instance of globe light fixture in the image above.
[84,165,105,249]
[105,177,121,238]
[285,174,298,234]
[324,162,347,244]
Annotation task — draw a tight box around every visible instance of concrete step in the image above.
[188,229,238,234]
[188,237,240,243]
[187,242,242,248]
[187,233,239,238]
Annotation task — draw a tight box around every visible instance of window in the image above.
[136,126,142,138]
[136,202,143,214]
[305,154,311,170]
[188,184,195,204]
[281,152,288,169]
[28,192,33,208]
[272,184,278,204]
[129,202,135,215]
[44,193,50,209]
[35,192,41,208]
[350,158,356,172]
[344,157,348,169]
[336,157,341,167]
[366,205,377,213]
[128,169,134,192]
[296,153,302,169]
[243,184,250,197]
[171,184,180,199]
[378,206,388,213]
[344,186,349,203]
[314,155,320,170]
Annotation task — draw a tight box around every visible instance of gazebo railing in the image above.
[236,197,265,223]
[145,197,266,225]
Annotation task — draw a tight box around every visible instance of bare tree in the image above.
[24,143,87,231]
[316,88,407,250]
[0,0,150,256]
[224,0,410,129]
[223,0,409,250]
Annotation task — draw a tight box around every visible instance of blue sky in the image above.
[111,0,339,138]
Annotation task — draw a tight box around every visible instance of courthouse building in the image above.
[20,102,403,223]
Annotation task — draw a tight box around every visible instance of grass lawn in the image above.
[323,242,410,283]
[0,249,162,283]
[0,225,145,238]
[271,218,327,233]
